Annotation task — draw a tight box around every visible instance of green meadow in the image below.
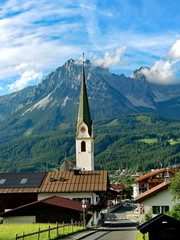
[0,223,85,240]
[137,138,158,144]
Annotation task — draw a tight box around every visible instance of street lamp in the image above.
[82,199,87,227]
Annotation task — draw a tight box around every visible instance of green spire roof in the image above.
[77,61,92,136]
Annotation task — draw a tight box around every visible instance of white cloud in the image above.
[139,60,178,85]
[136,40,180,85]
[0,0,81,86]
[8,70,42,92]
[93,46,126,68]
[167,39,180,60]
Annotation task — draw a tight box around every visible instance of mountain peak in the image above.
[131,66,150,79]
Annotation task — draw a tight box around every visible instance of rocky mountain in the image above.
[104,66,180,117]
[0,59,179,143]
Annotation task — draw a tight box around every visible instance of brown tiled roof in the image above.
[0,187,39,193]
[0,196,91,216]
[38,170,108,193]
[134,182,169,203]
[134,168,167,182]
[42,196,91,211]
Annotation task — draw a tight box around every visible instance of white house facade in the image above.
[135,182,179,222]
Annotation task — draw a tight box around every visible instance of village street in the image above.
[61,205,139,240]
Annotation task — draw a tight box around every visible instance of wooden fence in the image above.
[15,221,84,240]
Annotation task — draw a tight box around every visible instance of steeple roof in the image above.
[76,60,92,136]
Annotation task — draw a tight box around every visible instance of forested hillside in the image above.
[0,113,179,173]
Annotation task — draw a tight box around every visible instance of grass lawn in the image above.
[168,138,180,145]
[138,138,157,144]
[0,223,85,240]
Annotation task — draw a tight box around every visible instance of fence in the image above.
[15,220,84,240]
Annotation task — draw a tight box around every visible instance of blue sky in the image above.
[0,0,180,95]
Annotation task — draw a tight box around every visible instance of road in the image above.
[82,205,139,240]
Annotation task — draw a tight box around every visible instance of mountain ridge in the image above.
[0,59,179,143]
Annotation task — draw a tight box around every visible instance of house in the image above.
[137,213,180,240]
[110,184,125,201]
[38,169,108,203]
[0,196,92,225]
[38,169,108,226]
[133,168,176,198]
[134,181,179,221]
[0,169,108,225]
[0,172,46,213]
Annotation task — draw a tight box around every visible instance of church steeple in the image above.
[76,55,94,170]
[76,56,92,137]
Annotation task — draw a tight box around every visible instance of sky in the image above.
[0,0,180,96]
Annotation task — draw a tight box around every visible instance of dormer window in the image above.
[20,178,27,184]
[0,179,6,185]
[81,141,86,152]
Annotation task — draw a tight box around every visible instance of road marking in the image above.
[130,218,138,223]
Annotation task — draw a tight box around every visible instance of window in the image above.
[81,141,86,152]
[156,173,163,179]
[162,206,169,213]
[0,179,6,184]
[20,178,28,184]
[152,206,169,214]
[59,178,65,182]
[152,206,160,214]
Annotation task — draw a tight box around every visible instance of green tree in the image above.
[167,171,180,221]
[168,204,180,221]
[144,209,152,222]
[169,171,180,201]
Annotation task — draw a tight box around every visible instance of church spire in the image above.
[75,54,94,171]
[76,54,92,137]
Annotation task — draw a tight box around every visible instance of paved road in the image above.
[84,219,138,240]
[88,205,138,240]
[61,205,139,239]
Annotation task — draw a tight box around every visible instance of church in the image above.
[76,59,94,171]
[0,59,109,226]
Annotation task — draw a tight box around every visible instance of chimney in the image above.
[73,167,82,175]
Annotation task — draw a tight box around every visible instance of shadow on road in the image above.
[103,221,139,228]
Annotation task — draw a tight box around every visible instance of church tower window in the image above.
[81,141,86,152]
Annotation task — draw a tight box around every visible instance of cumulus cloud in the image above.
[139,60,177,85]
[137,40,180,85]
[8,70,42,92]
[167,39,180,60]
[93,46,126,68]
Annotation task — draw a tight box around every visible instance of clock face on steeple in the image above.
[80,126,86,133]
